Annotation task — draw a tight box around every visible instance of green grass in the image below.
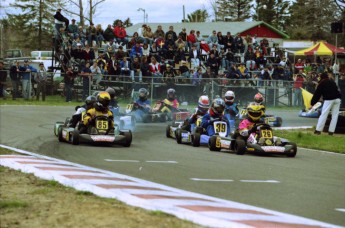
[274,129,345,153]
[0,200,29,209]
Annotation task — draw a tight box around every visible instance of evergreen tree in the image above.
[7,0,60,50]
[216,0,252,22]
[187,9,209,22]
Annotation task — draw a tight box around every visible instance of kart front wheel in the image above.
[285,142,297,157]
[71,129,80,145]
[121,131,132,147]
[166,125,171,138]
[234,139,246,155]
[54,122,64,136]
[276,117,283,127]
[192,133,200,147]
[58,126,64,142]
[209,136,221,151]
[175,129,182,144]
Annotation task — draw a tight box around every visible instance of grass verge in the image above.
[274,129,345,153]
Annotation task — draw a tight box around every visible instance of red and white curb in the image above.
[0,144,340,228]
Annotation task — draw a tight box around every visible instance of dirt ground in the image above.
[0,155,202,228]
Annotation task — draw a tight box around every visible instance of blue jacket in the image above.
[224,103,238,120]
[135,99,151,112]
[130,46,143,59]
[201,112,230,136]
[19,65,37,80]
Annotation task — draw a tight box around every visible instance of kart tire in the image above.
[166,125,171,138]
[192,133,200,147]
[276,117,283,127]
[175,129,182,144]
[71,129,80,145]
[64,117,71,126]
[121,131,132,147]
[160,114,167,122]
[58,126,63,142]
[285,142,297,157]
[234,139,246,155]
[209,136,221,151]
[54,122,64,136]
[195,126,204,134]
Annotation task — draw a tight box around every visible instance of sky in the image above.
[1,0,213,28]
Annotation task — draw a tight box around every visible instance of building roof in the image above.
[125,21,289,39]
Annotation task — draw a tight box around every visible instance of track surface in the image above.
[1,106,344,226]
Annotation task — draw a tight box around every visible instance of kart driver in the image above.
[134,88,151,120]
[237,102,264,138]
[68,95,96,128]
[105,87,119,115]
[201,98,230,136]
[82,91,114,129]
[223,90,239,133]
[253,92,266,113]
[182,95,210,131]
[162,88,179,110]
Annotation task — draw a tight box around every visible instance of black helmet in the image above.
[105,87,116,99]
[95,91,111,111]
[138,88,148,101]
[85,95,96,109]
[167,88,175,101]
[211,98,225,115]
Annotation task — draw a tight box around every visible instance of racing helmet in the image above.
[167,88,175,101]
[224,90,235,104]
[85,95,96,109]
[254,93,264,104]
[247,102,264,122]
[105,87,116,99]
[198,95,210,113]
[138,88,148,101]
[95,91,111,111]
[211,98,225,115]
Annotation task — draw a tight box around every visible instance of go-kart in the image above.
[110,106,136,130]
[298,102,322,118]
[166,111,191,139]
[209,123,297,157]
[238,108,282,127]
[56,116,132,147]
[176,118,228,147]
[125,102,166,123]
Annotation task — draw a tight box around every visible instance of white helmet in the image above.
[224,90,235,104]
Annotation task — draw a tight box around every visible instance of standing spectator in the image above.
[67,19,78,39]
[19,60,37,100]
[54,8,69,37]
[90,61,102,87]
[293,74,304,107]
[311,72,341,135]
[80,62,92,100]
[96,24,105,47]
[10,61,20,100]
[0,61,7,99]
[332,60,340,80]
[103,24,115,42]
[339,73,345,108]
[35,63,47,101]
[113,20,128,45]
[294,59,304,74]
[65,66,76,102]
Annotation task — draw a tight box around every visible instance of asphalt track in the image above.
[0,105,344,227]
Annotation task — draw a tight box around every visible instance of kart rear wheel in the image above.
[54,122,64,136]
[71,129,80,145]
[276,117,283,127]
[166,125,171,138]
[121,131,132,147]
[175,129,182,144]
[285,142,297,157]
[234,139,246,155]
[195,126,203,134]
[209,136,221,151]
[192,133,200,147]
[58,126,63,142]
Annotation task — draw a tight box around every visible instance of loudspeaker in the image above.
[331,22,343,33]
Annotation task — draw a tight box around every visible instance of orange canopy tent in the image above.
[294,41,345,56]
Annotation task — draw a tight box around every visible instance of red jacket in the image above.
[187,34,196,43]
[113,26,127,39]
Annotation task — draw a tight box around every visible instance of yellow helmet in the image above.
[95,91,111,111]
[247,102,264,122]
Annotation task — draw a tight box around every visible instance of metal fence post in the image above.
[150,76,153,102]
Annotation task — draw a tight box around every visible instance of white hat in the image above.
[77,43,82,46]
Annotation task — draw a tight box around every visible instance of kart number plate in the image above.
[261,129,273,138]
[126,104,133,111]
[240,109,247,115]
[214,122,226,133]
[96,120,108,130]
[216,137,221,147]
[175,113,182,120]
[90,135,115,142]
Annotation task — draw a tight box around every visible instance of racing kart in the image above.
[209,123,297,157]
[56,116,132,147]
[238,107,283,127]
[298,102,322,118]
[175,118,228,147]
[125,102,167,123]
[166,111,191,139]
[110,106,136,131]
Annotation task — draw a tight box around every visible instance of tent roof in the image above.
[294,41,345,56]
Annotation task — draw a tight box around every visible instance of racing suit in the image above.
[134,98,151,120]
[69,104,88,128]
[83,108,114,129]
[181,109,206,132]
[224,102,239,133]
[201,109,230,136]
